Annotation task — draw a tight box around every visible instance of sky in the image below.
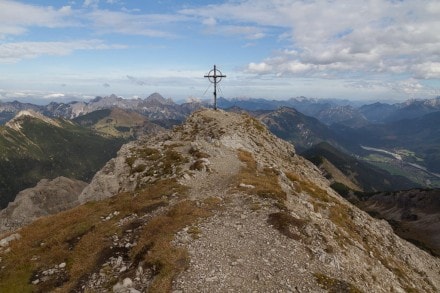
[0,0,439,103]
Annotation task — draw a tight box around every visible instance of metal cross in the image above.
[204,65,226,110]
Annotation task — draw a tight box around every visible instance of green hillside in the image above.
[0,115,124,208]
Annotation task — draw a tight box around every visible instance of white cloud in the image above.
[86,10,189,37]
[0,40,126,63]
[183,0,440,82]
[0,1,190,39]
[204,24,266,40]
[202,17,217,26]
[44,93,65,99]
[83,0,99,8]
[247,62,272,74]
[0,1,75,38]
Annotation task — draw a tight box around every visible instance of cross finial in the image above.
[204,65,226,110]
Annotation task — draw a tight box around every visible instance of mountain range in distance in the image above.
[1,93,440,199]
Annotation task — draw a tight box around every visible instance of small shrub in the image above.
[132,164,147,173]
[267,212,307,240]
[126,156,136,167]
[331,182,351,197]
[189,147,210,159]
[187,226,202,239]
[137,147,161,161]
[314,273,362,293]
[190,160,207,171]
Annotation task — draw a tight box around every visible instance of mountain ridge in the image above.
[0,112,124,208]
[0,109,438,292]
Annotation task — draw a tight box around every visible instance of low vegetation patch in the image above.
[188,146,210,159]
[314,272,362,293]
[237,149,286,202]
[131,197,221,292]
[0,178,188,292]
[267,212,308,240]
[189,159,208,171]
[243,114,267,133]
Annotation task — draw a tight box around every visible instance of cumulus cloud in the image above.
[0,40,126,63]
[183,0,440,82]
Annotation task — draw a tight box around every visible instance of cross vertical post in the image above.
[204,65,226,110]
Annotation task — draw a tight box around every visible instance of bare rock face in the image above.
[0,177,87,232]
[78,143,134,203]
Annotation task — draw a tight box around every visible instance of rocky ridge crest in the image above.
[0,109,439,292]
[78,109,439,292]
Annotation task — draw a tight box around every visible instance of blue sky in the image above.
[0,0,439,103]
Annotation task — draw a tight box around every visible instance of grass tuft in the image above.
[237,149,286,202]
[314,272,362,293]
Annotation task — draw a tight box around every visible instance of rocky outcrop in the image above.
[0,177,87,232]
[78,143,135,203]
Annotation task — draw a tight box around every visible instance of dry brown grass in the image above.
[132,197,221,292]
[0,178,188,292]
[237,149,286,202]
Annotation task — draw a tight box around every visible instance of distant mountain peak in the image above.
[145,92,174,105]
[5,110,60,131]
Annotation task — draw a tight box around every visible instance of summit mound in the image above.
[0,109,439,292]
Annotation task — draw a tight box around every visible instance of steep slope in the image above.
[0,111,124,208]
[0,109,439,292]
[351,189,440,257]
[313,105,368,127]
[254,107,346,152]
[0,177,87,233]
[302,142,420,192]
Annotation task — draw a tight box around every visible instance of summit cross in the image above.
[204,65,226,110]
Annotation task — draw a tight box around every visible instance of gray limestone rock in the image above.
[0,176,87,232]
